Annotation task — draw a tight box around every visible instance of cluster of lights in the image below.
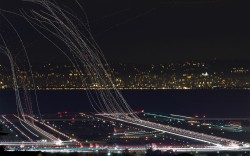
[0,63,249,90]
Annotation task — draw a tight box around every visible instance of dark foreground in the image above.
[1,151,250,156]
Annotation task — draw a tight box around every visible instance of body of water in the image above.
[0,90,249,118]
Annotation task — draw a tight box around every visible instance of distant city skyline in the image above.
[0,60,249,90]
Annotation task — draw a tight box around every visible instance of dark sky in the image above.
[0,0,249,64]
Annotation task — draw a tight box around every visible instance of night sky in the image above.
[0,0,249,64]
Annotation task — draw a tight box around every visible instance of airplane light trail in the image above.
[0,0,249,153]
[1,115,33,141]
[24,115,83,147]
[13,115,59,142]
[102,115,245,147]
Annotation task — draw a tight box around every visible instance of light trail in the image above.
[24,115,71,139]
[0,14,43,121]
[0,45,26,121]
[3,146,250,153]
[170,114,195,119]
[18,118,40,138]
[19,1,249,150]
[0,141,76,146]
[13,115,60,142]
[114,131,158,136]
[24,115,83,147]
[0,1,248,152]
[22,0,139,118]
[103,115,244,147]
[1,115,33,141]
[144,113,185,121]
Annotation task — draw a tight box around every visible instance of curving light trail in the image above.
[21,0,138,118]
[19,0,247,148]
[0,0,248,150]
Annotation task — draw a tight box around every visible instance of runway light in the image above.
[55,140,63,145]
